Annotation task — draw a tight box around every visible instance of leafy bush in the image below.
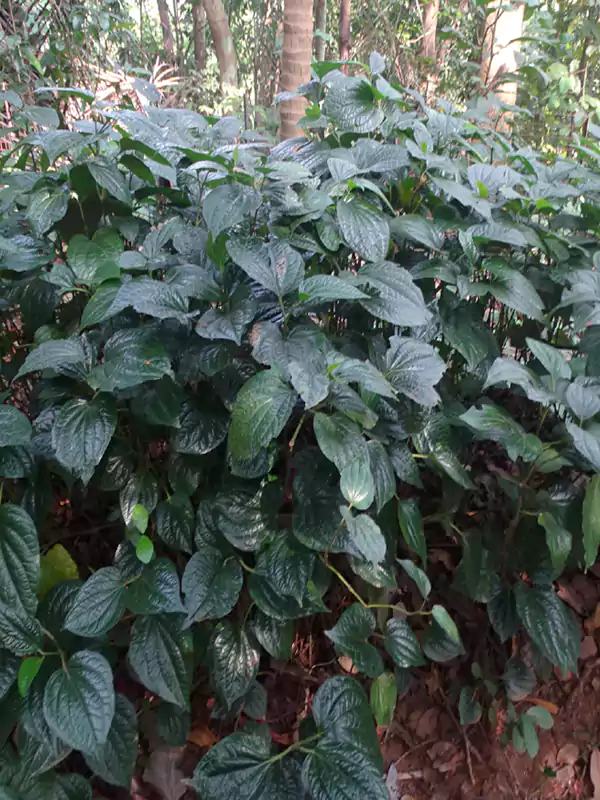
[1,62,600,795]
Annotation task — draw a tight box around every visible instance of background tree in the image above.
[339,0,350,61]
[203,0,238,90]
[279,0,314,138]
[419,0,440,99]
[192,0,207,72]
[156,0,175,61]
[314,0,328,61]
[480,0,526,112]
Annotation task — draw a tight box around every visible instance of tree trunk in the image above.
[480,0,525,121]
[203,0,238,91]
[192,0,206,71]
[314,0,327,61]
[279,0,314,139]
[156,0,174,61]
[339,0,350,61]
[419,0,440,100]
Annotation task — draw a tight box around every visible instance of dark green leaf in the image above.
[458,686,482,725]
[227,237,304,296]
[83,694,138,787]
[156,496,194,553]
[182,549,242,621]
[250,611,294,661]
[64,567,126,637]
[0,504,39,614]
[211,621,260,708]
[43,650,115,752]
[325,604,383,677]
[515,584,579,674]
[397,559,431,599]
[0,406,31,447]
[397,499,426,565]
[503,655,535,701]
[384,617,425,667]
[15,339,86,380]
[538,512,572,575]
[337,197,389,262]
[88,159,131,205]
[340,458,375,510]
[129,616,190,708]
[125,559,185,615]
[52,396,117,484]
[17,656,43,697]
[583,475,600,570]
[385,336,445,407]
[26,188,69,236]
[370,672,397,726]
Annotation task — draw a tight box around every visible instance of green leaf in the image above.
[227,237,304,296]
[340,458,375,510]
[322,76,385,133]
[129,616,190,708]
[67,231,122,286]
[397,499,426,565]
[384,617,425,667]
[250,612,294,661]
[421,618,466,662]
[538,512,572,575]
[302,738,388,800]
[64,567,126,637]
[0,504,39,614]
[212,487,274,552]
[370,672,397,726]
[262,535,314,603]
[183,548,243,621]
[88,159,131,205]
[191,725,303,799]
[120,471,158,526]
[525,338,571,380]
[366,441,395,513]
[0,405,31,447]
[340,508,387,564]
[481,260,544,321]
[17,656,43,698]
[325,604,383,677]
[132,377,183,428]
[155,703,190,746]
[156,496,194,553]
[38,544,79,600]
[458,686,482,725]
[0,650,19,702]
[517,715,539,758]
[503,655,535,701]
[567,422,600,470]
[26,187,69,236]
[583,475,600,569]
[298,274,369,303]
[337,197,389,261]
[43,650,115,751]
[525,705,553,730]
[211,621,260,708]
[130,504,149,535]
[385,336,445,407]
[313,413,368,471]
[90,329,172,391]
[229,371,297,460]
[356,262,431,327]
[460,403,541,463]
[83,694,138,787]
[432,605,461,644]
[203,183,260,237]
[135,535,154,564]
[565,381,600,421]
[125,558,184,615]
[173,402,229,456]
[514,584,579,674]
[390,214,444,251]
[0,603,43,655]
[80,283,121,329]
[15,339,86,380]
[52,396,117,484]
[397,559,431,599]
[487,586,519,643]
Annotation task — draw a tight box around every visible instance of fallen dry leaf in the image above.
[585,603,600,635]
[580,635,598,661]
[338,655,358,674]
[524,698,559,715]
[386,762,399,800]
[557,743,579,766]
[188,725,217,748]
[143,747,187,800]
[591,748,600,799]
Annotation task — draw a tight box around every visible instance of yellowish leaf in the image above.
[38,544,79,598]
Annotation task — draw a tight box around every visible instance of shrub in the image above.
[1,62,600,795]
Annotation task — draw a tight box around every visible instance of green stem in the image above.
[239,558,256,574]
[289,413,306,451]
[267,732,324,765]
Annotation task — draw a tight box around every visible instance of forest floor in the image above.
[119,566,600,800]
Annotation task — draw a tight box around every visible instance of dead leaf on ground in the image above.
[143,747,187,800]
[188,725,217,748]
[524,698,559,715]
[557,743,579,765]
[590,748,600,799]
[586,603,600,635]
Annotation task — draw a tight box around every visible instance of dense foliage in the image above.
[1,58,600,796]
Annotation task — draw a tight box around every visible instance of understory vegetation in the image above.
[1,52,600,799]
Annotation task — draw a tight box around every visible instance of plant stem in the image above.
[267,731,324,765]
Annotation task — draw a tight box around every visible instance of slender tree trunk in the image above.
[314,0,327,61]
[203,0,238,91]
[156,0,174,61]
[480,0,525,121]
[279,0,314,139]
[339,0,350,61]
[419,0,440,100]
[192,0,206,71]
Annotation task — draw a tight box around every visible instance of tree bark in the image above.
[339,0,350,61]
[156,0,174,61]
[419,0,440,100]
[192,0,206,71]
[314,0,327,61]
[203,0,238,91]
[480,0,525,120]
[279,0,314,139]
